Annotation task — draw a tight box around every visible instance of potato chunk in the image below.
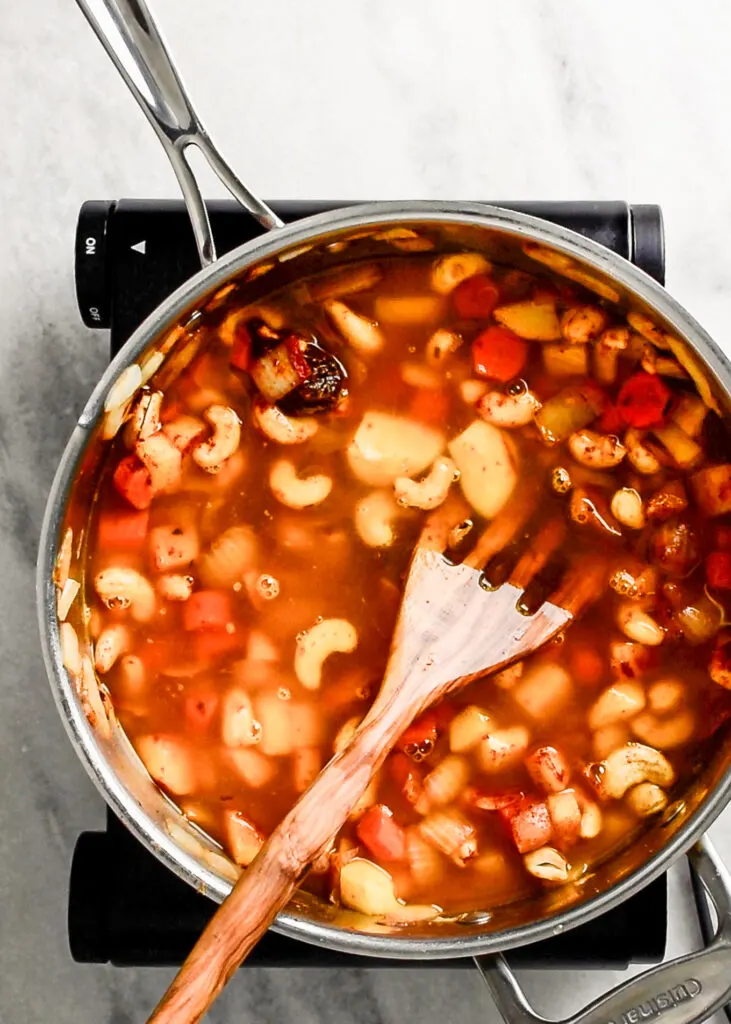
[448,421,517,519]
[347,412,444,487]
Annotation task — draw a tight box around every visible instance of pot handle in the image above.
[74,0,284,266]
[474,837,731,1024]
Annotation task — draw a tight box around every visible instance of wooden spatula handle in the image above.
[147,675,422,1023]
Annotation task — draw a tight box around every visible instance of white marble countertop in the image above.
[2,0,731,1021]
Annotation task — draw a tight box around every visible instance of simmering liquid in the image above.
[86,248,731,919]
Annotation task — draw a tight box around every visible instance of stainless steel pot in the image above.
[38,1,731,1021]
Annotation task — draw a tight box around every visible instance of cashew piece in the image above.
[192,405,242,473]
[477,388,541,428]
[426,328,463,366]
[270,459,333,509]
[354,489,399,548]
[135,431,182,493]
[568,430,626,469]
[625,429,662,475]
[610,488,646,529]
[616,602,665,646]
[430,252,491,294]
[252,397,318,445]
[123,390,163,448]
[560,305,608,344]
[94,567,156,622]
[94,624,131,674]
[324,299,384,355]
[626,782,668,817]
[295,618,358,690]
[588,681,646,731]
[631,709,695,750]
[394,456,457,511]
[590,742,675,799]
[523,847,569,882]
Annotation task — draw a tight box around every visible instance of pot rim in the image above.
[37,199,731,959]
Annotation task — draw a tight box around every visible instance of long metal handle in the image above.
[475,838,731,1024]
[75,0,283,266]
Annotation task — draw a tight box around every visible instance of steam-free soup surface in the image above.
[87,246,731,920]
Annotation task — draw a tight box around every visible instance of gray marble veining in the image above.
[2,0,731,1020]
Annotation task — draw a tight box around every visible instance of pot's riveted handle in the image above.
[475,838,731,1024]
[74,0,283,266]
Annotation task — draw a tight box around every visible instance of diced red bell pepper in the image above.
[388,752,423,806]
[356,804,407,862]
[112,454,154,510]
[707,551,731,590]
[568,642,605,687]
[184,690,219,732]
[409,387,450,425]
[452,274,500,319]
[596,402,624,435]
[230,323,253,372]
[193,628,242,663]
[397,709,438,757]
[97,508,149,551]
[433,702,456,731]
[183,590,232,631]
[500,798,553,854]
[465,786,525,811]
[616,372,672,429]
[472,325,529,383]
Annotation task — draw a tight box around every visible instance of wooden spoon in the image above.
[148,505,602,1022]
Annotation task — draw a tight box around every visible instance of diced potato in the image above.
[671,394,708,438]
[228,748,276,788]
[347,412,445,487]
[374,295,445,325]
[406,828,445,889]
[293,747,321,793]
[652,424,703,470]
[534,384,604,445]
[289,702,324,748]
[448,421,518,519]
[418,808,477,866]
[512,663,573,721]
[221,688,260,747]
[417,754,471,813]
[493,300,561,341]
[225,810,265,866]
[542,343,589,378]
[478,726,530,773]
[691,464,731,517]
[449,705,493,753]
[340,858,438,921]
[255,693,294,756]
[136,735,196,795]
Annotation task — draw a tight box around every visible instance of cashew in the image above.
[575,789,604,838]
[589,742,675,800]
[523,847,569,882]
[135,431,182,492]
[270,459,333,509]
[588,681,645,731]
[252,397,318,445]
[430,252,491,294]
[616,603,665,646]
[648,678,685,714]
[525,745,571,794]
[394,456,456,511]
[593,326,629,385]
[426,328,462,366]
[560,305,608,344]
[354,489,399,548]
[324,299,384,355]
[626,782,668,817]
[94,567,156,622]
[162,414,206,453]
[123,390,162,448]
[625,429,662,475]
[295,619,358,690]
[192,405,242,473]
[609,566,658,601]
[156,574,194,602]
[611,488,646,529]
[477,388,541,428]
[631,709,695,750]
[568,430,626,469]
[94,624,131,674]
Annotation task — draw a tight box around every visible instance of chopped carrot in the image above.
[230,323,252,372]
[112,454,154,510]
[409,387,450,425]
[388,752,423,806]
[500,798,553,854]
[706,551,731,589]
[356,804,407,862]
[617,372,672,429]
[472,326,528,383]
[397,709,438,757]
[183,590,232,631]
[452,274,500,319]
[97,508,149,551]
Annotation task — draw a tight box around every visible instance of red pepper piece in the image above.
[500,798,553,854]
[596,402,624,435]
[616,372,672,429]
[452,274,500,319]
[472,325,529,383]
[97,508,149,551]
[397,709,438,758]
[388,752,423,806]
[112,454,154,510]
[230,323,253,372]
[356,804,407,862]
[183,590,232,631]
[409,387,450,425]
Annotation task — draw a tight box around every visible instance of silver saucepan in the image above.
[38,1,731,1021]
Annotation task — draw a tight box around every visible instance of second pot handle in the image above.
[475,837,731,1024]
[75,0,283,266]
